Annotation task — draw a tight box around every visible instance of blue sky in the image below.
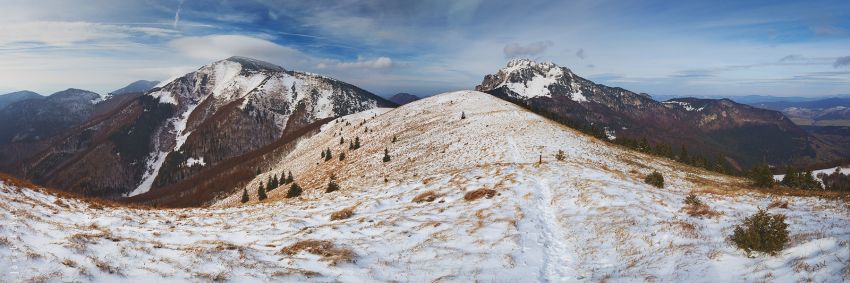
[0,0,848,98]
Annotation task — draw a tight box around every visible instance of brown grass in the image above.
[767,199,789,209]
[464,188,497,201]
[330,206,355,221]
[412,191,439,203]
[683,203,721,218]
[280,240,355,265]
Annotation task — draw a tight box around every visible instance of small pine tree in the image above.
[258,183,267,201]
[645,171,664,188]
[392,135,397,143]
[749,164,774,188]
[286,171,293,183]
[287,183,302,198]
[555,150,566,161]
[354,136,361,149]
[241,188,249,203]
[349,140,354,150]
[340,136,345,145]
[326,178,340,193]
[272,174,279,189]
[461,112,466,119]
[731,209,789,256]
[383,148,391,162]
[266,176,274,191]
[678,145,689,164]
[339,151,346,161]
[325,148,332,161]
[321,150,326,159]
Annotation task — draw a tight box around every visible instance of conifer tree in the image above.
[326,177,340,193]
[392,135,397,143]
[258,183,267,200]
[321,150,326,159]
[241,188,249,203]
[272,174,280,189]
[266,176,274,191]
[325,148,332,161]
[678,145,689,163]
[287,171,294,183]
[354,136,361,149]
[461,112,466,119]
[339,151,346,161]
[781,166,798,187]
[383,148,391,162]
[340,136,345,145]
[287,183,302,198]
[749,163,774,188]
[349,140,354,150]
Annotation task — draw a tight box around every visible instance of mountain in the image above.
[0,90,42,109]
[750,98,850,126]
[387,92,421,105]
[475,59,845,170]
[5,57,395,201]
[0,88,100,144]
[652,94,846,104]
[3,91,848,282]
[108,80,160,96]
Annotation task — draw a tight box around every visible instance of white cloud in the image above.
[317,56,393,69]
[0,21,178,46]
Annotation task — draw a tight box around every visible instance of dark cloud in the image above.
[576,48,585,60]
[503,41,553,58]
[834,56,850,68]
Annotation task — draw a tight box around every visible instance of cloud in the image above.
[576,48,585,60]
[779,54,804,62]
[168,34,307,63]
[174,0,185,29]
[503,41,553,58]
[835,56,850,68]
[317,56,393,69]
[810,25,847,37]
[0,21,178,46]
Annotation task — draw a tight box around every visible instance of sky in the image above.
[0,0,848,98]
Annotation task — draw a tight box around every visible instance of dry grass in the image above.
[195,270,230,282]
[330,206,355,221]
[280,240,355,265]
[768,199,789,209]
[412,191,439,203]
[464,188,497,201]
[683,203,721,218]
[89,256,122,275]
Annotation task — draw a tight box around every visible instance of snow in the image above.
[186,157,206,167]
[664,100,705,112]
[773,165,850,182]
[499,60,565,99]
[3,91,849,282]
[147,90,177,105]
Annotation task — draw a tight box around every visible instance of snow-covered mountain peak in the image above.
[477,59,577,99]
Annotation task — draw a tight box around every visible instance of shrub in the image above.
[339,152,346,161]
[749,163,774,188]
[644,171,664,188]
[731,209,789,256]
[340,137,344,145]
[240,189,249,203]
[330,207,355,221]
[412,191,438,203]
[461,112,466,119]
[382,148,391,162]
[684,193,702,206]
[555,150,566,161]
[392,135,397,143]
[280,240,355,266]
[325,149,333,161]
[287,183,302,198]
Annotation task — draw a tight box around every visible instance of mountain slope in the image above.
[387,92,420,105]
[0,88,100,144]
[475,59,842,169]
[108,80,159,96]
[8,57,394,200]
[751,98,850,126]
[0,90,41,109]
[1,91,848,282]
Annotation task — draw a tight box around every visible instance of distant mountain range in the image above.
[651,94,850,104]
[748,98,850,127]
[0,90,42,109]
[476,59,848,170]
[387,93,421,105]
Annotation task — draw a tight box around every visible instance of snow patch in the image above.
[186,157,206,167]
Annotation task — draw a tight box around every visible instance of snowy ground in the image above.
[1,91,849,282]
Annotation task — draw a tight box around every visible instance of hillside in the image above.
[475,59,846,170]
[1,91,848,282]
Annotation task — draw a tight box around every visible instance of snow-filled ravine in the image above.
[1,91,849,282]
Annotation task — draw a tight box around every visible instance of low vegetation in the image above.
[280,240,355,266]
[330,206,355,221]
[412,191,439,203]
[780,167,821,189]
[555,149,565,161]
[287,183,302,198]
[748,164,774,188]
[644,171,664,188]
[464,188,497,201]
[731,209,789,256]
[682,193,720,218]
